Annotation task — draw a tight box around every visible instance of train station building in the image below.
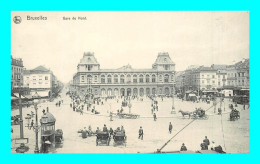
[72,52,176,97]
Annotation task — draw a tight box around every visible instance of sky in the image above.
[11,11,249,83]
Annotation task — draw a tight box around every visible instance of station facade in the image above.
[72,52,175,97]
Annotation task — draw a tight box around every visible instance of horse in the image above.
[179,110,191,119]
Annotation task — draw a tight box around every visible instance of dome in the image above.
[40,112,56,124]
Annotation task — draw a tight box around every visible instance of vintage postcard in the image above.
[11,11,249,153]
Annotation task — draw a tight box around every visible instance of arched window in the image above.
[164,74,169,83]
[87,75,92,83]
[159,75,163,82]
[114,75,118,83]
[120,75,125,84]
[101,75,105,84]
[146,75,150,83]
[133,75,137,83]
[171,75,174,82]
[139,75,144,83]
[107,75,112,83]
[81,75,85,82]
[127,74,131,83]
[152,74,156,83]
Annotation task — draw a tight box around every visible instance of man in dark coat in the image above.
[169,122,173,134]
[203,136,210,150]
[103,124,108,132]
[153,113,157,121]
[138,126,144,140]
[180,143,187,151]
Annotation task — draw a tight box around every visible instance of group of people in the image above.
[200,136,224,153]
[180,136,224,153]
[55,100,63,107]
[95,124,126,137]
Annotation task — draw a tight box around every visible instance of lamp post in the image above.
[171,83,176,114]
[26,98,40,153]
[33,99,40,153]
[18,80,24,139]
[15,79,30,153]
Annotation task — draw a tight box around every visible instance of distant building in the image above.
[175,71,185,92]
[11,56,24,90]
[175,59,249,96]
[226,59,249,89]
[23,66,58,98]
[72,52,176,97]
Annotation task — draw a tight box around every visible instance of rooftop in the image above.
[23,65,52,74]
[153,52,175,65]
[78,52,100,65]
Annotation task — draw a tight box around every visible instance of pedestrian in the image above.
[169,122,173,134]
[110,112,113,121]
[109,128,114,137]
[153,113,157,121]
[80,109,83,115]
[121,126,125,134]
[82,127,87,138]
[103,124,108,132]
[30,120,34,130]
[180,143,187,151]
[203,136,210,150]
[96,127,100,133]
[138,126,144,140]
[243,104,246,110]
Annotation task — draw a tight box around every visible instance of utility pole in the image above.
[34,102,40,153]
[18,83,24,139]
[171,74,176,114]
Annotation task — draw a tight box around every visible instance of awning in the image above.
[11,96,18,100]
[202,90,217,93]
[14,93,27,99]
[240,88,249,91]
[24,95,33,99]
[32,91,49,98]
[189,93,196,97]
[37,91,49,97]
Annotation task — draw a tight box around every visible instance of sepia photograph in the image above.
[11,11,249,153]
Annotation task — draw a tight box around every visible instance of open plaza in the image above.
[11,87,249,153]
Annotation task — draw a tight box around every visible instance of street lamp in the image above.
[26,97,41,153]
[33,99,40,153]
[171,82,176,114]
[15,78,29,153]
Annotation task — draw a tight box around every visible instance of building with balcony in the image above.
[11,56,24,90]
[72,52,175,97]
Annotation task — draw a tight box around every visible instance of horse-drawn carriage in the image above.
[117,113,140,119]
[113,131,127,146]
[78,128,96,138]
[191,108,208,119]
[179,108,208,120]
[96,131,111,146]
[55,129,63,144]
[230,109,240,121]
